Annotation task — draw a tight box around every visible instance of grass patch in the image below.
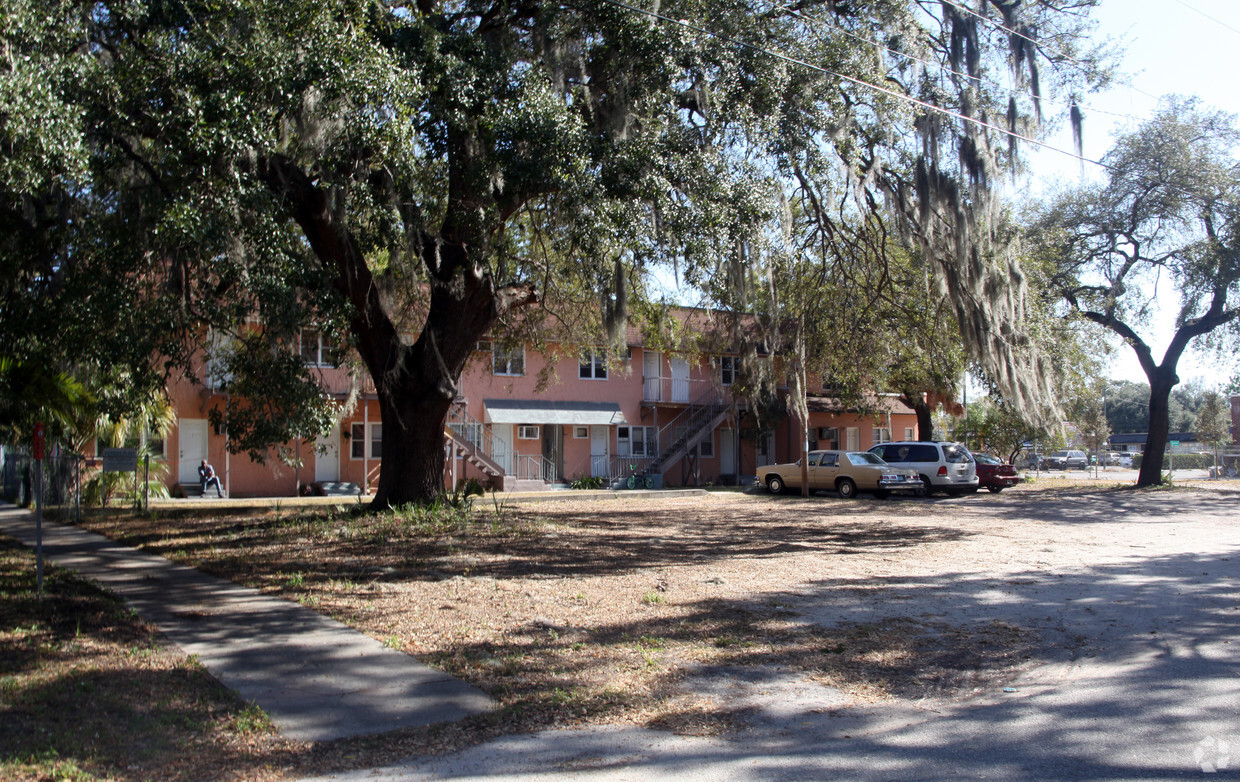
[0,535,295,781]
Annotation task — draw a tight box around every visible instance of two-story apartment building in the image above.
[163,313,922,497]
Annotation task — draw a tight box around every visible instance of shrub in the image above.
[1132,452,1214,471]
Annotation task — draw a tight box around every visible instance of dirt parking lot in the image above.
[74,480,1240,767]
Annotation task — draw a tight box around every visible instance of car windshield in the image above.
[973,453,1001,465]
[847,452,886,466]
[943,444,973,463]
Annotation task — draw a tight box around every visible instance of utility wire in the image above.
[787,8,1161,129]
[598,0,1106,170]
[1170,0,1240,38]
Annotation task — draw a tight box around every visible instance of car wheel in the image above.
[766,475,785,495]
[836,478,857,499]
[987,485,1004,493]
[919,476,935,496]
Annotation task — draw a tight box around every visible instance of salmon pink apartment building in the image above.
[163,312,921,498]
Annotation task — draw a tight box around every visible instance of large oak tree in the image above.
[5,0,1106,506]
[1036,99,1240,487]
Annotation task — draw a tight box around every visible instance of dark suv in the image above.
[867,441,979,496]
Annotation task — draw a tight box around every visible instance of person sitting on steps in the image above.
[198,459,224,497]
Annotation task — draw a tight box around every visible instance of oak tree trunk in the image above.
[1138,370,1177,488]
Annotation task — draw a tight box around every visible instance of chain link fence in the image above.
[2,450,83,522]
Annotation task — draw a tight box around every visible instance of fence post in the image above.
[75,455,81,525]
[35,459,43,597]
[144,454,150,511]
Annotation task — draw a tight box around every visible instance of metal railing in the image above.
[514,454,557,482]
[641,384,732,476]
[642,376,732,405]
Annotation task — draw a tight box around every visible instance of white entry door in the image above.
[491,424,513,475]
[642,350,662,401]
[720,428,736,475]
[177,418,208,483]
[756,431,776,468]
[670,356,690,402]
[315,433,340,482]
[590,426,610,478]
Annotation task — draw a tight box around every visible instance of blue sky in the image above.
[1028,0,1240,389]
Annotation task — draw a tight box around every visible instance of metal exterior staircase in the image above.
[445,402,505,482]
[641,387,731,478]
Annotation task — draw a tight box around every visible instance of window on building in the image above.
[492,344,525,376]
[300,329,338,367]
[518,425,540,439]
[579,349,607,379]
[573,426,589,439]
[719,356,737,386]
[698,432,714,458]
[617,425,657,457]
[350,423,382,459]
[819,427,839,450]
[872,427,891,445]
[904,426,916,441]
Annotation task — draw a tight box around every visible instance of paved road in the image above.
[301,489,1240,780]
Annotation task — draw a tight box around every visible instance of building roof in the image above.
[806,394,915,415]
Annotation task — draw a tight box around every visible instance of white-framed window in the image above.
[698,431,715,458]
[573,426,589,439]
[350,423,382,459]
[904,426,915,441]
[300,329,338,367]
[579,349,607,380]
[518,425,540,440]
[492,344,525,376]
[719,356,737,386]
[872,427,891,445]
[845,427,860,451]
[617,425,657,457]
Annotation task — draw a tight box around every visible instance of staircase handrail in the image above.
[643,384,731,475]
[445,401,499,471]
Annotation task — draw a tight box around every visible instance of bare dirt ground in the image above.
[43,479,1240,779]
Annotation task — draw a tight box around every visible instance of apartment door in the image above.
[670,356,690,402]
[177,418,208,484]
[541,425,563,482]
[756,431,776,468]
[590,426,610,478]
[315,433,340,482]
[720,427,736,475]
[642,350,662,401]
[491,424,513,475]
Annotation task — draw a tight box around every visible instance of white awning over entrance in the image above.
[482,400,627,426]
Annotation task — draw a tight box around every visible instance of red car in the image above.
[973,453,1023,493]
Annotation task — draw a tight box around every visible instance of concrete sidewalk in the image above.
[0,506,493,742]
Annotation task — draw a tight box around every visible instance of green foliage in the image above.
[4,0,1108,504]
[1132,452,1215,471]
[1195,392,1232,451]
[569,476,606,490]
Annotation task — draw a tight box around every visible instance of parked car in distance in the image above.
[1101,452,1123,466]
[758,450,923,499]
[972,453,1023,493]
[868,441,979,496]
[1040,449,1089,470]
[1118,453,1134,468]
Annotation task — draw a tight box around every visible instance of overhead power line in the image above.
[1170,0,1240,38]
[597,0,1104,170]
